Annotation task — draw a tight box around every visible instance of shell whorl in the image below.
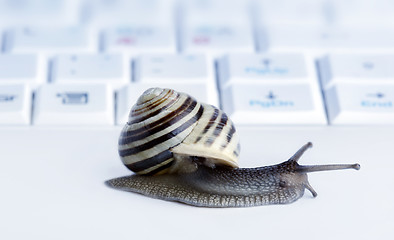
[118,88,240,175]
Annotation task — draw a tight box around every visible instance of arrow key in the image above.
[325,84,394,124]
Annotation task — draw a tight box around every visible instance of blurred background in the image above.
[1,0,394,125]
[1,1,394,240]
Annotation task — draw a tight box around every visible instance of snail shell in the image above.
[118,88,240,175]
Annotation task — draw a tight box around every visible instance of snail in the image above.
[106,87,360,207]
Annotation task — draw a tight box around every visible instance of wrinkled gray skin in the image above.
[106,142,360,208]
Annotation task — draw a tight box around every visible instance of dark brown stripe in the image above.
[126,150,173,173]
[194,107,219,143]
[233,150,239,157]
[120,97,195,143]
[128,93,179,124]
[233,143,241,157]
[220,123,236,149]
[119,105,204,157]
[205,112,228,146]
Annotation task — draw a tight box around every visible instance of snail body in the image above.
[107,88,360,207]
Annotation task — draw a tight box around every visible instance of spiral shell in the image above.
[118,88,240,175]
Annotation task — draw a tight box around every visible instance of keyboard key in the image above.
[333,0,394,27]
[33,84,114,125]
[219,53,314,88]
[102,26,176,55]
[134,54,217,105]
[257,0,329,26]
[117,83,213,125]
[181,25,254,57]
[52,54,130,89]
[325,84,394,125]
[181,0,248,15]
[180,0,254,57]
[0,84,31,125]
[0,54,46,88]
[0,0,81,27]
[319,54,394,89]
[260,26,394,56]
[88,0,174,27]
[5,27,96,57]
[221,84,326,125]
[135,54,212,83]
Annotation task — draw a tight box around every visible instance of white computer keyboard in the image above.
[1,1,394,240]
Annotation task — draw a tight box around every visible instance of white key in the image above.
[219,53,315,89]
[33,84,114,125]
[221,84,326,125]
[89,0,174,27]
[319,54,394,89]
[325,84,394,125]
[181,25,254,57]
[52,54,130,89]
[102,25,176,55]
[134,54,217,106]
[257,0,329,26]
[180,0,254,57]
[5,27,96,58]
[135,54,213,83]
[333,0,394,27]
[117,84,212,125]
[0,54,46,88]
[181,0,251,24]
[0,0,81,27]
[0,84,31,125]
[261,26,394,56]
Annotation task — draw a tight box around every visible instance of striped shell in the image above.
[118,88,240,175]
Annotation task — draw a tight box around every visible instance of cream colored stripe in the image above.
[126,93,189,131]
[122,123,196,164]
[132,89,170,111]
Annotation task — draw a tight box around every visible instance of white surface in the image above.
[0,126,393,240]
